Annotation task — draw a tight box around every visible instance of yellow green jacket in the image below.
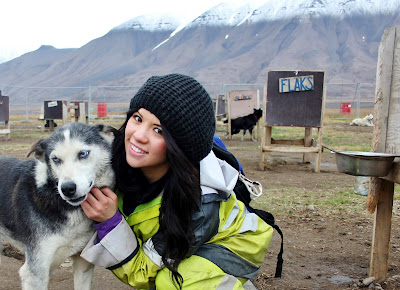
[81,151,273,289]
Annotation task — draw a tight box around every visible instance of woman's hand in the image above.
[81,187,118,222]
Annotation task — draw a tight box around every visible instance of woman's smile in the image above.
[129,143,148,155]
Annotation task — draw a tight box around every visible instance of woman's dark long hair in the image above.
[112,109,202,289]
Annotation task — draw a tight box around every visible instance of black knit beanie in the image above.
[129,74,216,163]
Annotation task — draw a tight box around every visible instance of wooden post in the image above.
[256,90,261,141]
[70,104,78,122]
[227,94,232,139]
[368,25,400,282]
[259,88,269,170]
[315,81,327,173]
[303,127,313,163]
[5,121,10,140]
[314,127,323,173]
[368,27,396,214]
[49,120,55,131]
[78,102,88,124]
[259,126,272,170]
[369,179,394,282]
[0,121,10,140]
[62,101,68,125]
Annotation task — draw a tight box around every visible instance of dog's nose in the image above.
[61,182,77,197]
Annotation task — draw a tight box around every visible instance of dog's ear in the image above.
[95,124,120,145]
[27,139,46,161]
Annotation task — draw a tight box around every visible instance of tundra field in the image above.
[0,108,399,290]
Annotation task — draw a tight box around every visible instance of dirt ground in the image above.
[0,120,400,289]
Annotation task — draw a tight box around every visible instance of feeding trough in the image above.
[323,145,397,177]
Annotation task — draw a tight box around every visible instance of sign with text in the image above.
[279,75,314,93]
[228,90,259,119]
[233,93,252,101]
[44,100,68,120]
[265,70,325,127]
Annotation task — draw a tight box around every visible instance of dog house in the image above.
[224,90,260,140]
[70,101,89,124]
[215,94,226,117]
[41,100,68,131]
[259,70,325,172]
[0,93,10,140]
[215,94,228,134]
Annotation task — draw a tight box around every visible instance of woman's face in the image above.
[125,108,169,183]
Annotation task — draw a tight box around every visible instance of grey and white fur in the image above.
[0,122,116,290]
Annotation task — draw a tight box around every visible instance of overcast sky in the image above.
[0,0,226,60]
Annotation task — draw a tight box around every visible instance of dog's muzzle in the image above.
[60,181,88,205]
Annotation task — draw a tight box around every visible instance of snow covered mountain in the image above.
[153,0,400,48]
[1,0,400,103]
[191,0,400,24]
[112,14,182,32]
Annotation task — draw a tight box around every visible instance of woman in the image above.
[81,74,273,289]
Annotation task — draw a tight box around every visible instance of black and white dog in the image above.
[0,122,116,290]
[225,108,263,141]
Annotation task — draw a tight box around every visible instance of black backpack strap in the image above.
[272,224,284,278]
[252,208,284,278]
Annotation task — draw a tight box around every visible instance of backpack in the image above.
[212,142,284,278]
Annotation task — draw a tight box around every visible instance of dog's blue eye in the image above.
[78,151,90,160]
[52,156,60,164]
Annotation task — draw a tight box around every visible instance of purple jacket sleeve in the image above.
[94,211,123,241]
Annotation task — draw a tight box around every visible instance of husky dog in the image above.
[225,108,263,142]
[0,123,116,290]
[350,114,374,126]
